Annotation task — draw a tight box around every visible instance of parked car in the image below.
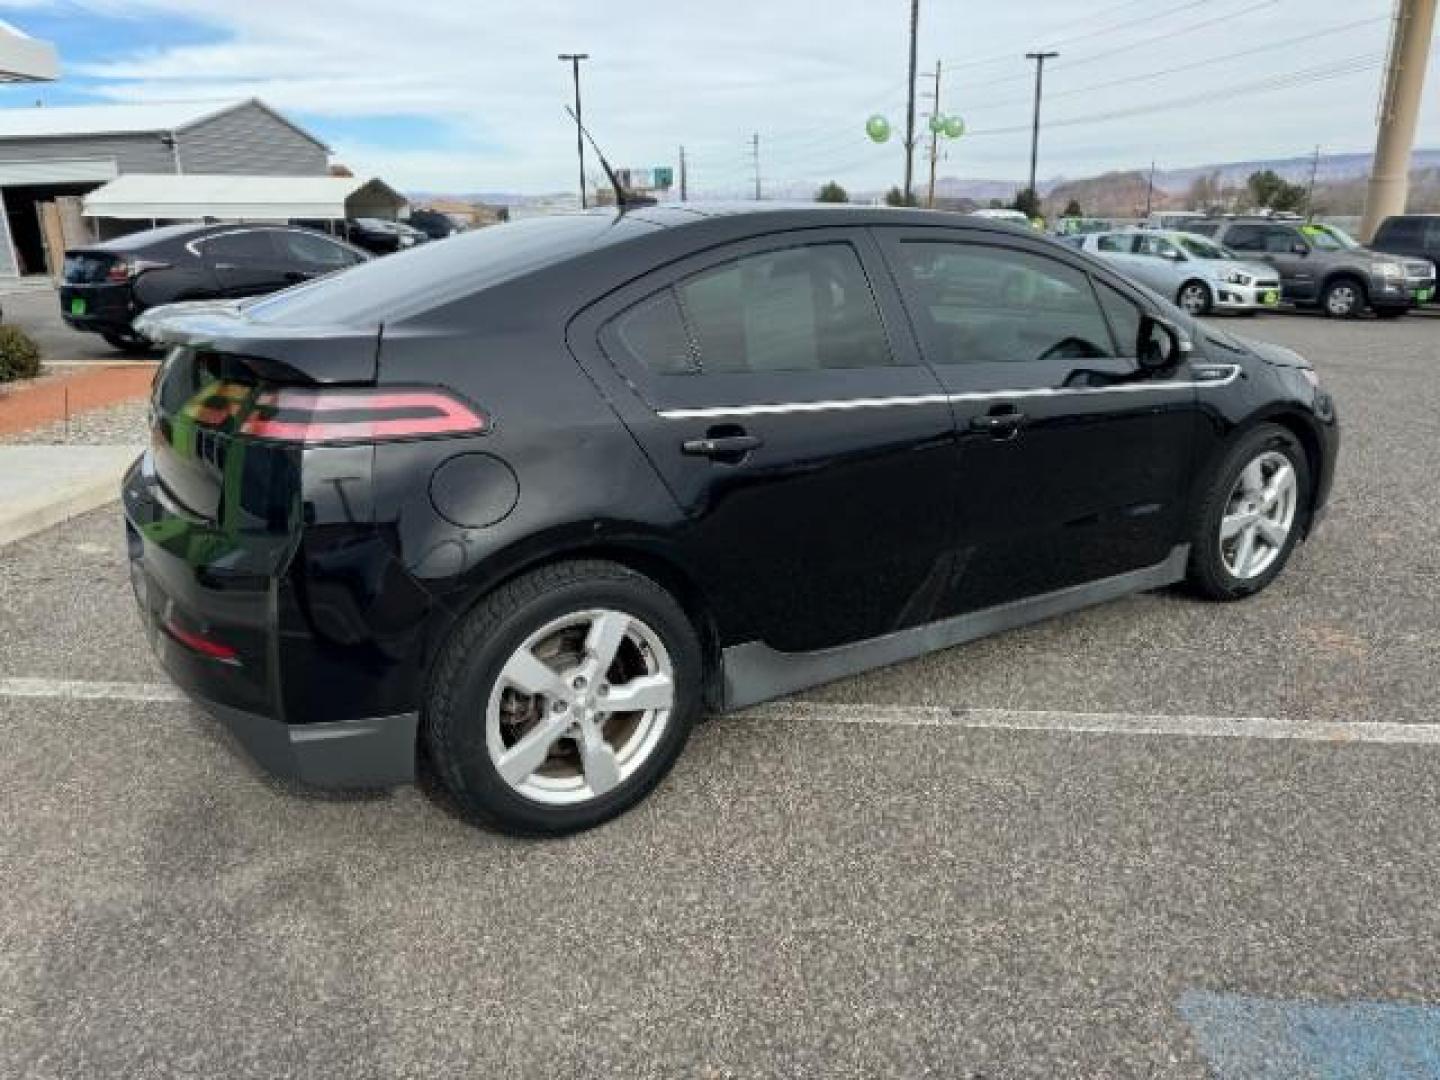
[407,208,460,240]
[1369,215,1440,304]
[343,217,428,254]
[127,206,1338,835]
[1075,229,1281,315]
[1194,217,1433,318]
[60,223,369,353]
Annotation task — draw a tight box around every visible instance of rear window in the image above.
[246,214,653,327]
[62,252,118,284]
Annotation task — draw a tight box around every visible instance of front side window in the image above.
[608,243,894,376]
[1178,235,1229,260]
[1135,235,1182,260]
[277,230,357,269]
[892,242,1114,365]
[1095,282,1143,358]
[1097,234,1135,253]
[1263,227,1304,254]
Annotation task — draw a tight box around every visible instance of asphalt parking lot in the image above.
[2,309,1440,1078]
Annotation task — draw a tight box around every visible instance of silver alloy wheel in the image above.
[485,608,675,805]
[1178,282,1209,315]
[1220,450,1298,580]
[1325,282,1360,316]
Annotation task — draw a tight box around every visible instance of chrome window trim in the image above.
[656,364,1241,420]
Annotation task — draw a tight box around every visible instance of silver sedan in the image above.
[1075,229,1281,316]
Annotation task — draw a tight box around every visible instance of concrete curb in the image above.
[0,445,141,547]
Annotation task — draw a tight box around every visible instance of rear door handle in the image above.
[969,411,1027,436]
[682,434,763,458]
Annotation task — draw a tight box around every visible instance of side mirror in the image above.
[1163,249,1184,262]
[1137,315,1186,371]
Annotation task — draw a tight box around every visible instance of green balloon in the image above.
[929,113,947,134]
[943,115,965,139]
[865,114,891,144]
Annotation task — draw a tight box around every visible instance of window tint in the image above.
[276,230,357,269]
[1427,220,1440,249]
[894,242,1114,365]
[1095,282,1143,358]
[611,289,698,375]
[1223,224,1265,251]
[1097,234,1135,253]
[1135,235,1181,259]
[1263,227,1301,254]
[669,243,894,374]
[1185,220,1222,237]
[201,230,277,263]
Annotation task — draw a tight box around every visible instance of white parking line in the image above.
[744,701,1440,747]
[0,677,185,703]
[3,678,1438,748]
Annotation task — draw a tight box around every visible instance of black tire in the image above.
[1186,424,1311,601]
[101,331,154,355]
[1320,276,1366,319]
[424,559,703,836]
[1176,279,1212,316]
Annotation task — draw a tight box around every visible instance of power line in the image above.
[962,53,1383,138]
[959,13,1390,113]
[938,0,1189,71]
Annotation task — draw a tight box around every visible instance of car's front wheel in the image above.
[1176,280,1212,316]
[1186,424,1311,601]
[1321,277,1365,318]
[425,560,703,836]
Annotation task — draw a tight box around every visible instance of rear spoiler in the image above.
[134,300,380,384]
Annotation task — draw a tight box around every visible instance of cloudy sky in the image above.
[0,0,1434,196]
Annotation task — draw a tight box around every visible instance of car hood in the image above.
[1202,325,1310,369]
[1215,259,1275,280]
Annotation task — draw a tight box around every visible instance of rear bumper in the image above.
[123,452,422,788]
[59,283,137,335]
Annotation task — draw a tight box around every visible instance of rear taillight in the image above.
[162,618,239,664]
[106,257,169,282]
[238,387,487,444]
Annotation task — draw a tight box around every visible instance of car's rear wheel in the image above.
[424,560,703,836]
[1176,280,1212,316]
[1321,277,1365,318]
[1186,424,1311,601]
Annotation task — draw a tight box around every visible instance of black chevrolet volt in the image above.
[125,205,1339,835]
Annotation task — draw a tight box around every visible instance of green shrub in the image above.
[0,324,41,382]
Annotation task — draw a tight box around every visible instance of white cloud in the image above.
[36,0,1440,193]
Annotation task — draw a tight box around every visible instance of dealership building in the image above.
[0,97,404,278]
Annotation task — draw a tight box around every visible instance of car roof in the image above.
[245,203,1044,328]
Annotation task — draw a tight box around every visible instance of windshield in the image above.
[1300,224,1355,251]
[1177,235,1234,260]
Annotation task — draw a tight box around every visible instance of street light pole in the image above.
[903,0,920,204]
[558,52,590,209]
[1024,50,1058,209]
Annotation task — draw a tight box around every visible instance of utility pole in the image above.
[751,132,761,201]
[679,145,688,202]
[1144,160,1155,217]
[1360,0,1436,240]
[1305,145,1321,220]
[923,60,943,208]
[903,0,920,204]
[558,53,590,209]
[1024,50,1058,210]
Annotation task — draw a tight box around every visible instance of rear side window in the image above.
[1223,224,1265,251]
[610,242,896,376]
[892,242,1114,365]
[200,230,277,263]
[1097,234,1135,253]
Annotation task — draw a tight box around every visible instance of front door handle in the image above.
[969,410,1027,437]
[682,433,763,459]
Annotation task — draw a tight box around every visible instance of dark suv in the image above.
[1370,215,1440,304]
[61,223,368,352]
[1192,217,1433,318]
[125,206,1338,835]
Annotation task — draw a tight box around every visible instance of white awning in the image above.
[0,21,57,83]
[81,174,406,221]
